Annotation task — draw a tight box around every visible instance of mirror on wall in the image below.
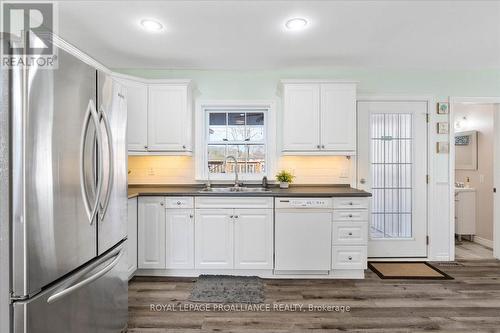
[455,130,478,170]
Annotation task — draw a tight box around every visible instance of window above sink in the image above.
[195,101,277,182]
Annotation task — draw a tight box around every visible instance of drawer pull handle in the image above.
[177,201,182,205]
[348,256,353,261]
[160,202,164,206]
[348,232,353,236]
[348,202,353,205]
[348,214,353,218]
[230,215,234,218]
[189,214,194,219]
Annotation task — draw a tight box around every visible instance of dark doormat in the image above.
[368,262,454,280]
[188,275,265,303]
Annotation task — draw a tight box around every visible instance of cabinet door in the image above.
[282,84,320,151]
[234,209,273,269]
[320,83,356,152]
[122,80,148,151]
[127,197,138,278]
[166,209,195,269]
[195,209,233,269]
[147,85,190,151]
[138,197,166,269]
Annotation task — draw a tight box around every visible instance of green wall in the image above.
[116,67,500,100]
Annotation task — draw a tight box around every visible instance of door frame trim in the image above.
[357,95,433,260]
[449,96,500,260]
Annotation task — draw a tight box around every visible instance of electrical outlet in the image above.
[480,174,485,184]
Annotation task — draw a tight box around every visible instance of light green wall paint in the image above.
[115,67,500,100]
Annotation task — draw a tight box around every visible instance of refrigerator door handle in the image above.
[46,246,124,304]
[99,106,114,221]
[80,99,104,225]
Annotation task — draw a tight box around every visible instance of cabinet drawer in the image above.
[332,222,368,245]
[166,197,194,209]
[333,198,368,210]
[195,197,273,209]
[332,210,368,221]
[332,246,367,270]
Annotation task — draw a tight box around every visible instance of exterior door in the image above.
[166,209,195,269]
[357,101,428,258]
[138,197,166,269]
[234,209,273,269]
[195,209,233,269]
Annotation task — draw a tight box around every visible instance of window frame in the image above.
[195,100,276,182]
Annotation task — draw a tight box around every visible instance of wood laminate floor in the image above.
[128,260,500,332]
[455,240,495,260]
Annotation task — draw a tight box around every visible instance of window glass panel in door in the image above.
[370,113,413,239]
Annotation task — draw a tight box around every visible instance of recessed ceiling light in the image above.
[140,19,164,32]
[285,18,308,31]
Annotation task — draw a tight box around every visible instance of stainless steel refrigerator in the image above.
[8,43,128,332]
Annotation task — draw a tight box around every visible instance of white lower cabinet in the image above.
[127,197,138,278]
[234,209,274,269]
[138,197,166,269]
[195,209,234,269]
[195,206,274,270]
[331,198,369,274]
[166,209,195,269]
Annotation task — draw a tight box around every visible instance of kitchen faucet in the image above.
[223,155,240,187]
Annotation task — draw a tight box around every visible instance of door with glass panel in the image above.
[357,101,428,258]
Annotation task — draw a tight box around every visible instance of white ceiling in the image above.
[57,0,500,70]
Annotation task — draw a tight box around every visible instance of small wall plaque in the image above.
[436,141,449,154]
[437,102,449,114]
[437,122,449,134]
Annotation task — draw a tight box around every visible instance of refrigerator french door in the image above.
[10,42,128,332]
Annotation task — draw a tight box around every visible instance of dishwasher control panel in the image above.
[275,198,333,209]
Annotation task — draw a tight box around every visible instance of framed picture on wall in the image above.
[437,102,449,114]
[455,130,478,170]
[437,122,449,134]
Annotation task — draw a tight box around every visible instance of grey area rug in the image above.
[188,275,265,304]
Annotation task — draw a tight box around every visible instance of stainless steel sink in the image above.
[198,187,271,193]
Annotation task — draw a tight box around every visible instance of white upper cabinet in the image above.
[281,80,357,155]
[282,84,320,151]
[124,81,148,151]
[114,75,192,155]
[148,84,191,152]
[320,83,356,152]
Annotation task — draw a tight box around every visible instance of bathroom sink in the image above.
[198,187,271,193]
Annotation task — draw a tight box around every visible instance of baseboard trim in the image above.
[474,236,494,249]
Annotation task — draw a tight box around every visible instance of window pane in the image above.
[207,145,226,174]
[227,144,246,173]
[209,113,227,141]
[246,113,264,142]
[227,113,246,141]
[248,145,266,174]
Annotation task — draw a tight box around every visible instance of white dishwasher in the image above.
[275,198,333,273]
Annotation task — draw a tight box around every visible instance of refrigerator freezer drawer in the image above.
[13,241,128,333]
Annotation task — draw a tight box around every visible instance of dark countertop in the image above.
[128,184,371,199]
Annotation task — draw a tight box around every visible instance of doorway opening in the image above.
[451,100,500,260]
